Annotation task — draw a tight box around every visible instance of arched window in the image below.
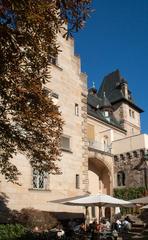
[117,171,125,186]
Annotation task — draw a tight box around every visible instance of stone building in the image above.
[87,69,148,191]
[0,35,148,221]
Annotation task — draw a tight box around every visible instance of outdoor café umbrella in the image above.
[64,193,132,207]
[130,196,148,204]
[64,193,132,222]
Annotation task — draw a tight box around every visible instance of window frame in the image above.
[75,103,79,116]
[48,54,58,65]
[104,111,109,117]
[117,171,125,187]
[132,111,135,118]
[76,174,80,189]
[32,169,48,190]
[60,135,72,152]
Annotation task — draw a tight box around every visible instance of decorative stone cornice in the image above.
[114,148,146,162]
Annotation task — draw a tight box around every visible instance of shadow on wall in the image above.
[51,211,84,220]
[0,193,84,229]
[0,192,16,223]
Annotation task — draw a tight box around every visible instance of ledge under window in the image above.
[51,63,63,71]
[61,148,73,153]
[28,188,51,192]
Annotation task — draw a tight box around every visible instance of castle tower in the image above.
[98,69,143,136]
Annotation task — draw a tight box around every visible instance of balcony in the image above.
[88,140,112,153]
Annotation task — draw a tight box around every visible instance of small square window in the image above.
[61,136,71,151]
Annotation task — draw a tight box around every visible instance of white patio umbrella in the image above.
[130,196,148,204]
[64,193,132,223]
[64,193,132,207]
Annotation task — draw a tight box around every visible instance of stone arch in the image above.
[88,156,112,195]
[87,152,113,220]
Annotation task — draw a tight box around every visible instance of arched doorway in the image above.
[88,157,112,220]
[88,158,111,195]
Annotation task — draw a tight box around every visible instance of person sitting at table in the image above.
[101,219,108,231]
[56,224,65,239]
[116,217,122,232]
[111,220,119,240]
[105,219,111,230]
[79,222,86,234]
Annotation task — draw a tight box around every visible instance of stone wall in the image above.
[114,149,147,188]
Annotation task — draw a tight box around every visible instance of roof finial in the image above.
[92,81,95,88]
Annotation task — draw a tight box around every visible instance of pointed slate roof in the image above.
[88,87,101,109]
[100,92,112,109]
[87,87,124,131]
[97,69,143,113]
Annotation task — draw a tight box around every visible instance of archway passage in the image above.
[88,158,111,195]
[88,158,111,220]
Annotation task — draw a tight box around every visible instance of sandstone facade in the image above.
[0,35,147,221]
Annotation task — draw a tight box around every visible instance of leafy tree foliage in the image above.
[0,0,92,182]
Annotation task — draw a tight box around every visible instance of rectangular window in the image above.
[75,103,79,116]
[132,111,135,118]
[48,54,58,65]
[129,109,132,117]
[51,91,59,105]
[76,174,80,189]
[87,124,95,141]
[32,169,48,190]
[61,135,71,151]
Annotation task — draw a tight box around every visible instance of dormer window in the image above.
[103,110,110,122]
[104,111,109,117]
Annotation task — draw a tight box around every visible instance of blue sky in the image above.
[74,0,148,133]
